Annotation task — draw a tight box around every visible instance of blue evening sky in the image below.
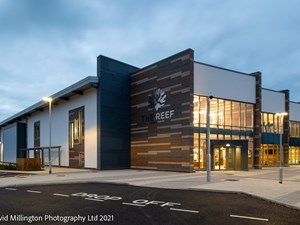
[0,0,299,121]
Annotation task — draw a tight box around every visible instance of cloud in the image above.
[0,0,300,121]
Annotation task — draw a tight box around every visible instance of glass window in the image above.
[276,116,279,132]
[261,112,279,133]
[193,96,200,126]
[193,95,255,168]
[261,144,280,166]
[269,114,274,133]
[240,103,246,129]
[69,107,84,149]
[224,100,231,129]
[34,121,40,147]
[193,133,199,166]
[232,102,240,128]
[288,121,300,138]
[210,98,218,128]
[194,94,254,132]
[218,99,224,128]
[246,104,253,128]
[200,97,207,127]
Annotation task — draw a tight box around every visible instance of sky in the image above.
[0,0,300,121]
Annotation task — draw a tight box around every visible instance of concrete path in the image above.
[1,166,300,210]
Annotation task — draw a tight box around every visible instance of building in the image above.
[0,49,300,172]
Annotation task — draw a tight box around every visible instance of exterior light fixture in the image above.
[206,93,213,182]
[275,112,288,184]
[43,97,53,174]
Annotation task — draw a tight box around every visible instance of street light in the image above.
[206,94,213,182]
[43,97,53,174]
[275,112,288,184]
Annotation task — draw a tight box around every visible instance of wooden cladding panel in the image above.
[130,49,194,172]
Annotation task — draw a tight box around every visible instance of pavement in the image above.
[1,166,300,211]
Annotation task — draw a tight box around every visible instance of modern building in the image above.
[0,49,299,172]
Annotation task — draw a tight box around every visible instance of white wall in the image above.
[27,88,97,168]
[290,102,300,122]
[262,89,285,113]
[194,62,256,103]
[0,128,3,161]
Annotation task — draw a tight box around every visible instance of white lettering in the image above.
[146,200,164,205]
[156,113,160,120]
[88,215,98,221]
[165,111,169,118]
[132,199,148,204]
[0,215,8,221]
[161,202,181,207]
[170,110,174,118]
[155,110,175,121]
[71,192,122,201]
[71,192,87,197]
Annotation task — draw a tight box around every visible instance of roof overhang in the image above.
[0,76,99,128]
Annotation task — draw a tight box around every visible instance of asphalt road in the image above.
[0,183,299,225]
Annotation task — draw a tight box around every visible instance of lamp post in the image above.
[206,95,213,182]
[43,97,52,174]
[0,141,2,161]
[275,112,287,184]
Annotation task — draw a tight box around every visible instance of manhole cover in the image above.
[224,179,239,181]
[16,176,28,178]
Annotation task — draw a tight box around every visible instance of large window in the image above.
[289,121,300,165]
[289,146,300,164]
[69,106,85,168]
[261,144,279,165]
[290,121,300,138]
[69,107,84,149]
[261,112,280,133]
[193,95,254,169]
[193,95,254,132]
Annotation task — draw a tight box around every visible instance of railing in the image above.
[19,146,62,167]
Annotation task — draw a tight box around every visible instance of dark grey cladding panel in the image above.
[97,55,139,169]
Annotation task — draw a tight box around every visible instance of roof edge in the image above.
[0,76,99,127]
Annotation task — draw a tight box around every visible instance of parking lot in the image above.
[1,183,299,225]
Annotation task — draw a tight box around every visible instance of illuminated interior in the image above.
[193,95,254,170]
[289,121,300,164]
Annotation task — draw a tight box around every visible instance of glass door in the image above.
[214,146,242,170]
[227,147,234,169]
[214,148,220,170]
[214,147,226,170]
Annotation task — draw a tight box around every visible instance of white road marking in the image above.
[230,214,269,221]
[122,202,146,207]
[5,188,17,191]
[27,190,41,194]
[53,193,69,197]
[170,208,199,214]
[85,198,104,202]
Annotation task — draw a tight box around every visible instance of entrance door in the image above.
[214,147,226,170]
[227,147,234,170]
[213,146,242,170]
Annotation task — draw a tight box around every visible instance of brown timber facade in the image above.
[130,49,194,172]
